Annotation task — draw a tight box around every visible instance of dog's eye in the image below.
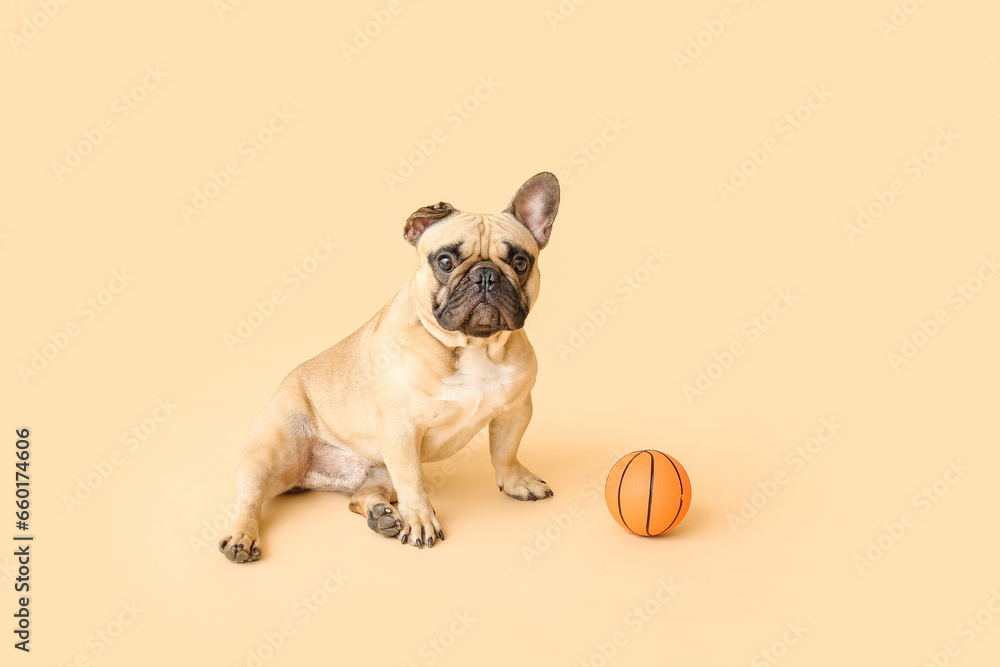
[513,256,528,273]
[437,255,454,272]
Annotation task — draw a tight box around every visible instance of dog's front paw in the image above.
[396,501,443,548]
[366,503,402,537]
[218,531,261,563]
[497,465,553,501]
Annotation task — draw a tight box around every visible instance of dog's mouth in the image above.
[462,302,507,337]
[435,292,525,338]
[433,261,528,337]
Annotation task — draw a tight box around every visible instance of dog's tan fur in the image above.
[219,173,559,561]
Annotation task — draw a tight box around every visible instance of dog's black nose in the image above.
[469,264,500,292]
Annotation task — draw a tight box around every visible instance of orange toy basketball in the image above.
[605,450,691,536]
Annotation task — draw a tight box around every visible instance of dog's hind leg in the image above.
[219,411,313,563]
[293,434,399,537]
[348,466,405,539]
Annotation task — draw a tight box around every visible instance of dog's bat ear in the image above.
[404,202,455,245]
[504,172,560,249]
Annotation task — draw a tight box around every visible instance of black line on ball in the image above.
[660,452,686,533]
[644,451,655,536]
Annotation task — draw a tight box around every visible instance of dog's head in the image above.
[404,172,560,340]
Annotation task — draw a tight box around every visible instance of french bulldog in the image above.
[219,172,560,561]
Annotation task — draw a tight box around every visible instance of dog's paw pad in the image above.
[219,534,261,563]
[366,504,402,537]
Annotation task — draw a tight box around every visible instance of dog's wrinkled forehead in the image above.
[403,172,559,253]
[417,211,538,260]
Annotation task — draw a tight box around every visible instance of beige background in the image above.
[4,0,1000,665]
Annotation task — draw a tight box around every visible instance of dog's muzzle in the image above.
[435,261,527,337]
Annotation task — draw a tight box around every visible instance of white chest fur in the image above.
[423,346,516,455]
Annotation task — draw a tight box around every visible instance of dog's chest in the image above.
[426,347,516,444]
